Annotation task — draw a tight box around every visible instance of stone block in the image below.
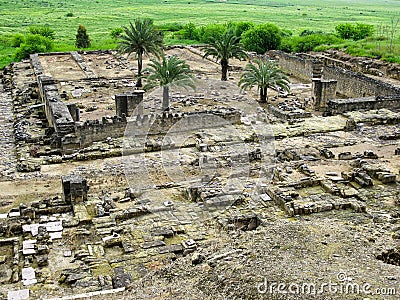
[381,174,397,184]
[338,152,353,160]
[7,289,29,300]
[62,175,89,204]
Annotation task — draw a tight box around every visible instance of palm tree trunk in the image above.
[260,87,267,103]
[162,86,169,111]
[264,87,268,102]
[137,52,143,87]
[221,59,228,81]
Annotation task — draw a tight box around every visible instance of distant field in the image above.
[0,0,400,67]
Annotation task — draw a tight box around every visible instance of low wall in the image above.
[76,115,127,147]
[268,105,311,120]
[37,75,75,136]
[327,95,400,114]
[62,109,241,151]
[31,54,75,136]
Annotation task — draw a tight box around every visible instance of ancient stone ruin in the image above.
[0,46,399,298]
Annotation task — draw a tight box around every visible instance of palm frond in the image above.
[144,55,196,91]
[238,58,290,101]
[202,30,247,62]
[117,19,164,58]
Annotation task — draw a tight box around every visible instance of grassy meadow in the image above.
[0,0,400,68]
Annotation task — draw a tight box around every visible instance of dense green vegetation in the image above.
[0,0,399,68]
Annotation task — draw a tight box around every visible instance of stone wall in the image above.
[31,54,75,137]
[268,105,311,120]
[270,50,400,99]
[115,91,144,117]
[146,109,241,135]
[323,65,400,98]
[36,75,75,136]
[323,50,400,81]
[327,95,400,114]
[312,79,337,109]
[62,175,89,204]
[62,109,242,150]
[76,115,128,147]
[268,51,313,82]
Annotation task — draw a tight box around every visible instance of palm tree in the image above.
[238,58,290,103]
[202,30,248,81]
[144,55,196,111]
[118,18,164,87]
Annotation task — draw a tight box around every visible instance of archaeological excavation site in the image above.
[0,46,399,299]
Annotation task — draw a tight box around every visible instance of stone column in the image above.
[115,94,128,117]
[132,89,144,115]
[319,80,337,108]
[62,175,89,204]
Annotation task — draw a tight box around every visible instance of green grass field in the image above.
[0,0,400,68]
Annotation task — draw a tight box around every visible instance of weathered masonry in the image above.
[30,51,241,154]
[269,50,400,114]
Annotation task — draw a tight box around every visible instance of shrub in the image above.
[66,12,73,17]
[233,21,255,38]
[281,29,293,37]
[290,33,343,52]
[279,37,294,52]
[197,23,227,43]
[76,24,91,48]
[353,23,375,40]
[335,23,354,39]
[14,34,53,60]
[180,22,198,40]
[110,27,123,39]
[156,23,183,32]
[11,34,25,47]
[335,23,374,40]
[28,25,55,40]
[241,23,282,54]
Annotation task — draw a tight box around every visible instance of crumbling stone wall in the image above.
[327,95,400,114]
[115,91,144,117]
[31,54,75,136]
[323,65,400,98]
[62,109,241,150]
[146,109,241,135]
[268,105,311,120]
[324,50,400,80]
[312,79,337,109]
[62,175,89,204]
[268,51,313,82]
[76,115,128,147]
[270,50,400,99]
[37,75,75,136]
